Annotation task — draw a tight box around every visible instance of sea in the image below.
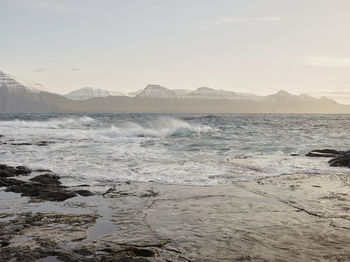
[0,113,349,186]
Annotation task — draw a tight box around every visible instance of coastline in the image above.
[1,167,350,261]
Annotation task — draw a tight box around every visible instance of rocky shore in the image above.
[306,149,350,168]
[0,164,93,201]
[1,157,350,262]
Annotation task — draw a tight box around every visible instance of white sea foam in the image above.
[0,116,95,129]
[99,117,213,138]
[0,114,349,186]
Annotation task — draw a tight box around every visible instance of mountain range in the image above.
[1,70,349,113]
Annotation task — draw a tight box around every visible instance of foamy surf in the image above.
[0,116,95,129]
[0,113,349,186]
[100,117,213,138]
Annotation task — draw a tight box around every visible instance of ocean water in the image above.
[0,113,349,186]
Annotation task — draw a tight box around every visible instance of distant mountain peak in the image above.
[0,70,44,93]
[137,84,177,97]
[196,86,214,91]
[318,96,337,104]
[187,86,243,99]
[275,90,292,96]
[79,87,94,91]
[298,93,315,100]
[64,87,124,101]
[144,84,167,90]
[299,93,312,98]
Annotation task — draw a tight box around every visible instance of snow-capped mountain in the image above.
[0,70,44,93]
[137,84,177,97]
[64,87,124,100]
[297,93,315,102]
[186,87,238,99]
[0,70,347,113]
[266,90,337,104]
[136,85,259,100]
[185,87,260,100]
[0,70,67,112]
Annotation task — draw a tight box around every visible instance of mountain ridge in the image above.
[64,87,124,101]
[0,70,349,113]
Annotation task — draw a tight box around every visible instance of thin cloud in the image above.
[203,16,284,29]
[302,56,350,68]
[203,17,246,29]
[257,17,284,22]
[72,68,80,71]
[33,67,50,72]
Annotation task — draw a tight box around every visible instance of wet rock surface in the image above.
[306,149,345,158]
[0,164,93,201]
[329,151,350,168]
[0,164,32,177]
[306,149,350,168]
[0,140,55,146]
[1,164,350,261]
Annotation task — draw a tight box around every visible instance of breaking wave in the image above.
[1,113,349,186]
[100,117,213,138]
[1,116,213,138]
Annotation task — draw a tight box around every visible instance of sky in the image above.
[1,0,350,104]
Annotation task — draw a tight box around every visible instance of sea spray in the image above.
[0,113,349,186]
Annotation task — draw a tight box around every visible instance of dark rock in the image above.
[30,174,61,185]
[0,177,26,187]
[0,165,18,177]
[10,142,32,146]
[73,247,95,256]
[6,182,77,201]
[141,189,159,198]
[0,240,10,248]
[0,164,31,177]
[15,166,32,175]
[329,151,350,168]
[76,190,94,196]
[37,141,55,146]
[102,258,150,262]
[128,248,155,257]
[306,149,345,158]
[0,164,94,201]
[73,184,90,187]
[35,169,53,173]
[7,141,54,146]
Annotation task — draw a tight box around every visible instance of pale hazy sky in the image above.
[1,0,350,104]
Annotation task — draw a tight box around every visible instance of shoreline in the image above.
[1,165,350,261]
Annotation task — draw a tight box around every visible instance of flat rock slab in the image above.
[1,173,350,261]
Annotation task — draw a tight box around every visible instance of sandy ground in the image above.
[1,172,350,261]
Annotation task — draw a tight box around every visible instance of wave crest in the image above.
[100,117,212,138]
